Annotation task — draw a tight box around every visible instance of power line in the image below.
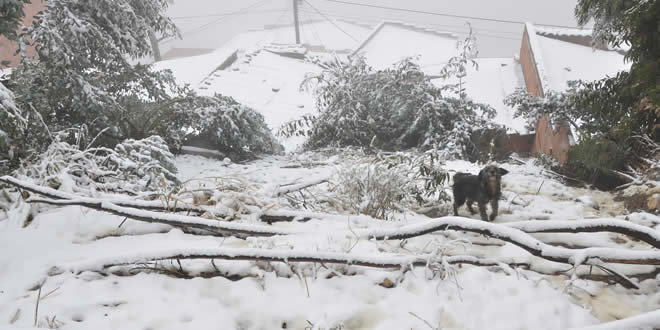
[299,6,325,45]
[181,0,273,37]
[298,9,522,41]
[321,0,579,29]
[171,8,288,20]
[302,0,361,42]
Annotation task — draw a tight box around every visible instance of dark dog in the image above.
[452,165,509,221]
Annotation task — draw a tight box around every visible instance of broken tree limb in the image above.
[27,196,291,238]
[505,219,660,249]
[51,247,515,274]
[570,309,660,330]
[0,176,208,215]
[274,175,330,197]
[364,217,660,266]
[50,247,645,289]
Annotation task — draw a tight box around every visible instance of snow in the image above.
[433,57,530,133]
[535,34,630,92]
[353,21,459,70]
[535,26,594,38]
[3,154,660,329]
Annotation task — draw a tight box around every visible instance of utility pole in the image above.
[292,0,301,44]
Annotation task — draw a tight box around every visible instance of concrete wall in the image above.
[0,1,44,67]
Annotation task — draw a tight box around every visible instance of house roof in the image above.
[525,22,630,93]
[352,21,459,70]
[432,58,529,134]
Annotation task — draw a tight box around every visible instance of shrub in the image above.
[565,136,628,190]
[330,151,449,219]
[280,56,496,159]
[184,94,283,159]
[16,133,180,194]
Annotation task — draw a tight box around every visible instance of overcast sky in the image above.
[165,0,581,58]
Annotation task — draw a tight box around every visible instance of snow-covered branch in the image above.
[505,219,660,249]
[27,196,290,238]
[51,247,518,275]
[364,217,660,266]
[274,174,330,196]
[570,309,660,330]
[0,175,207,214]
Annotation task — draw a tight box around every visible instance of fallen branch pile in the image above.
[2,175,659,289]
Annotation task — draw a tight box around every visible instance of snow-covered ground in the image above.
[1,151,659,329]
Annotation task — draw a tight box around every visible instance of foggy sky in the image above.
[165,0,581,58]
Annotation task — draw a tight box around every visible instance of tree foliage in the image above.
[280,55,495,159]
[0,0,284,175]
[184,94,283,159]
[0,0,30,42]
[575,0,659,110]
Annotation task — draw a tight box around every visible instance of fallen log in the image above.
[0,176,208,215]
[50,247,644,289]
[28,197,291,238]
[365,217,660,267]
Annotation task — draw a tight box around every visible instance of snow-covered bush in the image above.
[0,82,26,174]
[17,134,180,194]
[8,0,182,152]
[281,55,496,159]
[330,151,449,219]
[184,94,283,159]
[505,77,657,189]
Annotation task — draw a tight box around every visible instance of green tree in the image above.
[575,0,659,116]
[0,0,30,41]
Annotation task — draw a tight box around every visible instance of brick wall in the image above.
[0,1,44,67]
[519,27,544,97]
[531,115,571,163]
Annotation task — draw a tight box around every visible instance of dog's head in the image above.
[478,165,508,195]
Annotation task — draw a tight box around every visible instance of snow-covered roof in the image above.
[195,49,319,138]
[352,21,459,70]
[534,26,594,38]
[525,22,630,93]
[431,58,529,134]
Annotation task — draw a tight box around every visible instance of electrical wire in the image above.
[321,0,579,29]
[300,3,325,45]
[298,8,522,41]
[302,0,360,42]
[171,8,287,20]
[181,0,273,37]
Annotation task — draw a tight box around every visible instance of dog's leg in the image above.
[453,195,465,216]
[478,200,488,221]
[466,199,477,215]
[489,199,499,221]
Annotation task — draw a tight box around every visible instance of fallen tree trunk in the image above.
[28,197,291,238]
[505,219,660,249]
[50,247,646,289]
[51,247,514,274]
[365,217,660,266]
[0,176,208,215]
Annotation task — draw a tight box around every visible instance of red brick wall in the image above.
[519,27,544,97]
[531,115,571,163]
[0,1,44,67]
[519,26,572,164]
